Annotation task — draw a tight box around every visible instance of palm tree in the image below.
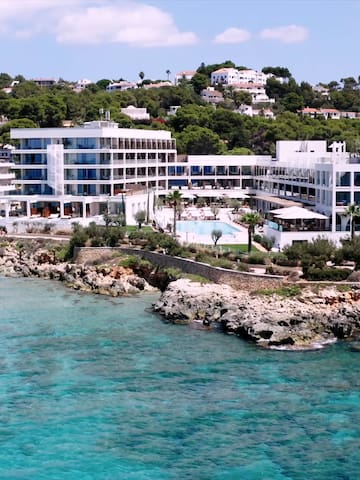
[138,71,145,85]
[166,69,171,81]
[167,190,183,237]
[242,211,262,253]
[345,203,360,239]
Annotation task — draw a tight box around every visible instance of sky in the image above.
[1,0,360,85]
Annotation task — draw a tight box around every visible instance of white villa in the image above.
[106,82,138,92]
[211,68,272,86]
[121,106,150,121]
[1,122,360,247]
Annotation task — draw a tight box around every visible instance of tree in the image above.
[345,203,360,239]
[96,79,111,90]
[139,71,145,84]
[242,212,262,253]
[211,229,222,247]
[166,69,171,81]
[134,210,146,229]
[176,125,223,155]
[210,204,220,220]
[190,73,209,95]
[167,190,183,237]
[0,72,12,88]
[262,66,292,78]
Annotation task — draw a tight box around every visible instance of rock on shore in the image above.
[154,279,360,349]
[0,242,156,296]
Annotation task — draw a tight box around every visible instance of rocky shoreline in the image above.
[3,240,360,350]
[154,279,360,350]
[0,241,156,296]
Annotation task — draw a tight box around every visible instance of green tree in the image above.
[242,212,262,253]
[167,190,183,237]
[211,229,222,247]
[176,125,223,155]
[345,203,360,239]
[190,73,209,95]
[262,66,292,78]
[0,72,12,88]
[134,210,146,229]
[96,79,111,90]
[210,204,220,220]
[166,69,171,81]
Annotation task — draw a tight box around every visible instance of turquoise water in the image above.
[1,277,360,479]
[177,220,240,236]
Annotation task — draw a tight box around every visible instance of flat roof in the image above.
[252,194,300,207]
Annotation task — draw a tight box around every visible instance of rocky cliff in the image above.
[0,242,156,296]
[154,279,360,350]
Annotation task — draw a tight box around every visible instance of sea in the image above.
[1,276,360,480]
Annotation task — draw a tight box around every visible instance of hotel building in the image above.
[1,121,360,245]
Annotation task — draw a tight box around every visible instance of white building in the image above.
[211,68,241,86]
[74,79,92,91]
[200,87,224,104]
[0,146,15,195]
[6,121,175,221]
[230,83,274,104]
[211,68,272,86]
[106,81,138,92]
[236,105,275,118]
[121,105,150,121]
[175,71,196,85]
[3,125,360,246]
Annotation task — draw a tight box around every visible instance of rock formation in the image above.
[0,242,156,296]
[154,279,360,350]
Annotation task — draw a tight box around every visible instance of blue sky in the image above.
[1,0,359,85]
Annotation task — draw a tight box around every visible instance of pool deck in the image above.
[155,207,249,245]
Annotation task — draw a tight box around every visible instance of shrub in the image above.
[236,262,250,272]
[271,252,298,267]
[255,286,302,297]
[304,267,352,281]
[118,255,141,269]
[209,258,234,269]
[243,252,269,265]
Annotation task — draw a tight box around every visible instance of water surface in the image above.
[1,277,360,479]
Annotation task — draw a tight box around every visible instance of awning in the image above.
[271,206,328,220]
[253,194,300,207]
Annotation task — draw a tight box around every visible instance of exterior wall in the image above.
[74,247,284,290]
[11,122,176,196]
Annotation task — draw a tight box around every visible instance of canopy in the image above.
[272,206,328,220]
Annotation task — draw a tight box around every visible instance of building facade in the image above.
[4,124,360,244]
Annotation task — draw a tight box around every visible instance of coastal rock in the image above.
[154,279,360,349]
[0,242,156,297]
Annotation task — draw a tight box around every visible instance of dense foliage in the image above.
[1,64,360,154]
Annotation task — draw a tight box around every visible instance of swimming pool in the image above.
[176,220,241,236]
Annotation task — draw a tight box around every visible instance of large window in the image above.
[336,191,350,206]
[64,138,97,149]
[336,171,350,187]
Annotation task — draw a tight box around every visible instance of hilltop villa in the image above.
[0,121,359,246]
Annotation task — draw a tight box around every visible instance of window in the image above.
[336,171,350,187]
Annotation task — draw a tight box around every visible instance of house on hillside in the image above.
[200,87,224,104]
[175,71,196,85]
[121,105,150,121]
[106,81,138,92]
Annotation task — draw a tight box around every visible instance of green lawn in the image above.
[218,244,259,253]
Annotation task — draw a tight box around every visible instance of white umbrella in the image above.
[273,206,328,220]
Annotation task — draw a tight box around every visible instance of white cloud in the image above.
[0,1,197,47]
[56,3,198,47]
[259,25,308,43]
[214,27,251,44]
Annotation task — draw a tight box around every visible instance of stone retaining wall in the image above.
[74,247,284,290]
